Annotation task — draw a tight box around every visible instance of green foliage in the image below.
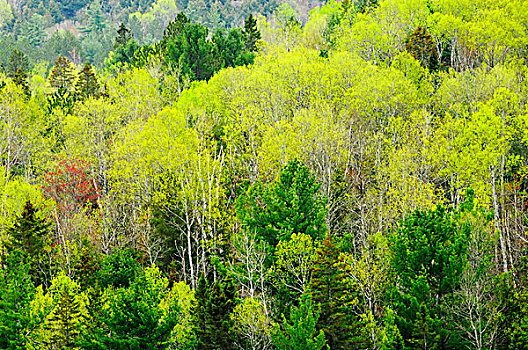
[389,205,470,348]
[98,249,141,288]
[7,49,29,78]
[0,251,35,349]
[236,159,327,252]
[75,61,99,100]
[271,292,327,350]
[97,266,179,349]
[194,274,238,350]
[243,13,261,51]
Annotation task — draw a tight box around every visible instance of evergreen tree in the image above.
[6,48,29,78]
[75,61,99,100]
[406,26,439,71]
[309,234,357,349]
[236,159,327,257]
[45,280,83,349]
[389,206,469,349]
[114,22,133,49]
[48,56,77,92]
[194,275,238,350]
[243,13,261,51]
[0,251,35,350]
[13,68,30,98]
[271,292,327,350]
[6,200,51,285]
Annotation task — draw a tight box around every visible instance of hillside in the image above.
[0,0,528,348]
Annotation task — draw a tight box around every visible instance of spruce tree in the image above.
[309,234,357,349]
[13,68,30,98]
[46,281,83,349]
[6,200,50,285]
[75,61,99,100]
[114,22,132,49]
[243,14,261,51]
[194,275,238,350]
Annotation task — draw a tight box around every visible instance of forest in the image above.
[1,0,528,349]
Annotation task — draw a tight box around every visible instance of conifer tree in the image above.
[49,56,77,92]
[243,13,261,51]
[114,22,132,49]
[271,292,327,350]
[236,159,327,257]
[45,280,83,349]
[75,61,99,100]
[406,26,439,71]
[194,275,238,350]
[6,49,29,78]
[6,200,51,285]
[13,68,30,98]
[309,234,356,349]
[0,251,34,350]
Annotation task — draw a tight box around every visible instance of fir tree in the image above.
[46,281,83,349]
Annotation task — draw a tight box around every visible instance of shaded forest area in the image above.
[1,0,528,349]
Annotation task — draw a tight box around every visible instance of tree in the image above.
[243,13,261,51]
[13,68,30,98]
[0,251,35,350]
[406,26,439,71]
[114,23,133,49]
[389,206,469,348]
[231,297,273,350]
[48,56,77,93]
[98,266,179,349]
[5,200,51,285]
[6,49,29,78]
[75,62,99,100]
[194,275,238,350]
[236,159,327,255]
[271,292,327,350]
[309,234,358,349]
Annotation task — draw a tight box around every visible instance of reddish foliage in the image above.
[42,157,99,212]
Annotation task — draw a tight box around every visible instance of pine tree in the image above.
[406,26,439,71]
[236,159,327,258]
[271,292,327,350]
[243,13,261,51]
[75,61,99,100]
